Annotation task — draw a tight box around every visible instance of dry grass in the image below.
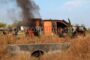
[0,34,90,60]
[40,34,90,60]
[0,34,64,44]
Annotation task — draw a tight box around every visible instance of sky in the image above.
[0,0,90,28]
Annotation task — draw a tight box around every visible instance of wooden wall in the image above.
[43,20,53,36]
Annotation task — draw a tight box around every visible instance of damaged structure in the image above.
[23,18,70,37]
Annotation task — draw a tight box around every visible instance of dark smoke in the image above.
[16,0,40,27]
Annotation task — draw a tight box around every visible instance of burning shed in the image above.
[20,18,69,37]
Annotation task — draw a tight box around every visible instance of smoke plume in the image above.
[16,0,40,27]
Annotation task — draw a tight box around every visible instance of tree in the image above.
[0,22,6,28]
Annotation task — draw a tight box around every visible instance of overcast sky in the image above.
[0,0,90,28]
